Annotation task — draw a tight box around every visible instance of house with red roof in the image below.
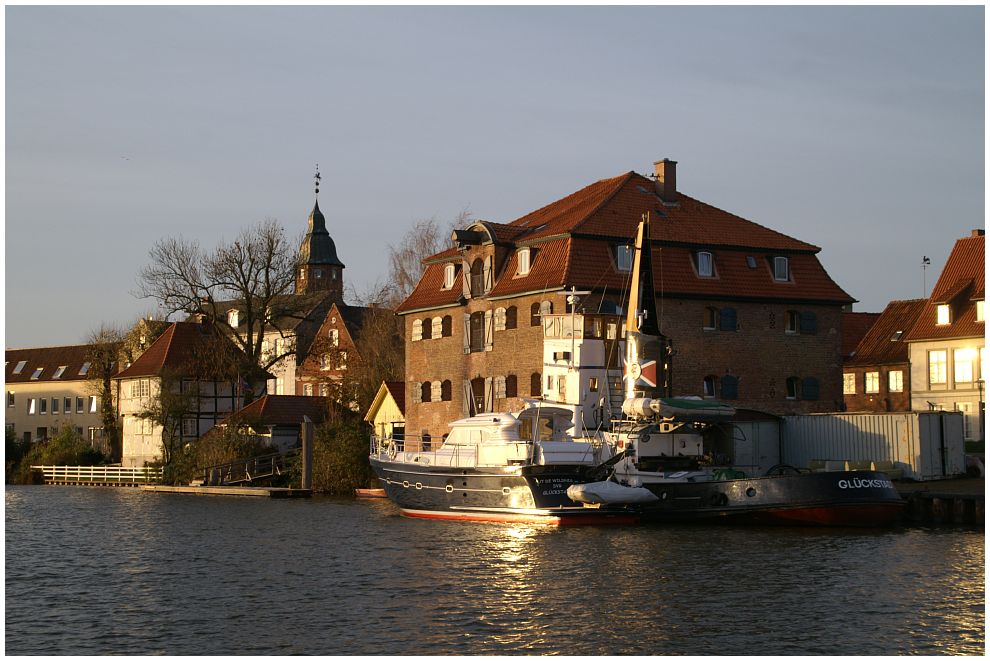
[843,300,926,412]
[210,394,333,452]
[113,321,254,467]
[905,230,985,441]
[398,159,856,439]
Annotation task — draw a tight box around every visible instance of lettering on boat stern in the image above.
[534,477,579,496]
[837,478,895,490]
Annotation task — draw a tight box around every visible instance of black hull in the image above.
[634,471,904,527]
[369,458,634,525]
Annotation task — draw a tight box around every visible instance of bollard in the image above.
[301,415,314,490]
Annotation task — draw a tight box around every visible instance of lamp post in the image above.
[977,378,985,444]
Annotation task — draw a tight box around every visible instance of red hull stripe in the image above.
[401,509,638,526]
[750,503,903,527]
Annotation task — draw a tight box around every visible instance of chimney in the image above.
[971,229,984,237]
[653,159,678,203]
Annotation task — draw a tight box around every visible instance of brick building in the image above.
[843,299,925,412]
[398,159,855,438]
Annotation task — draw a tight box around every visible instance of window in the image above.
[977,300,985,323]
[517,248,531,276]
[773,256,789,282]
[719,307,737,332]
[530,372,542,397]
[505,307,517,330]
[304,384,313,396]
[89,396,97,413]
[28,398,36,415]
[441,380,452,401]
[76,397,84,413]
[320,354,332,370]
[314,269,323,279]
[703,307,718,331]
[78,362,91,376]
[338,351,348,370]
[540,300,552,316]
[6,391,13,408]
[843,373,856,395]
[928,350,948,385]
[505,375,517,398]
[131,380,151,398]
[40,398,47,414]
[495,376,506,399]
[443,263,456,289]
[469,311,485,353]
[412,319,423,341]
[696,251,714,277]
[746,256,757,269]
[703,375,717,399]
[299,268,306,280]
[470,258,485,297]
[319,383,329,397]
[616,245,633,272]
[865,372,880,394]
[721,375,739,400]
[936,304,951,325]
[954,348,976,384]
[181,418,198,436]
[785,310,799,334]
[52,398,59,414]
[31,368,43,380]
[802,377,820,401]
[228,309,239,327]
[431,381,442,401]
[422,317,433,340]
[889,370,904,393]
[64,397,72,413]
[421,382,432,403]
[52,365,67,379]
[786,377,801,400]
[329,329,339,346]
[442,315,452,337]
[494,307,507,331]
[13,360,27,374]
[546,375,555,392]
[431,317,442,339]
[890,330,904,341]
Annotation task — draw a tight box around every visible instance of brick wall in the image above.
[842,363,911,412]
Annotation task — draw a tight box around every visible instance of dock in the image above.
[896,477,984,526]
[141,485,312,498]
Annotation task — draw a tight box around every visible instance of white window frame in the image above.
[53,365,67,379]
[516,248,531,276]
[696,251,714,278]
[976,300,984,323]
[928,350,948,385]
[412,319,423,341]
[6,391,14,408]
[953,348,976,384]
[888,370,904,393]
[181,418,198,437]
[30,368,43,380]
[843,373,856,395]
[773,256,789,282]
[616,245,633,272]
[78,362,91,376]
[13,360,27,374]
[442,263,456,290]
[864,371,880,394]
[304,383,313,396]
[431,317,442,338]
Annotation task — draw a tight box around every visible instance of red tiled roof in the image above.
[226,394,330,426]
[396,260,463,313]
[841,312,882,360]
[114,322,239,380]
[5,344,99,383]
[846,300,926,367]
[385,381,406,416]
[489,238,571,298]
[905,234,985,342]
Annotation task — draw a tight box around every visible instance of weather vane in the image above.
[314,163,321,197]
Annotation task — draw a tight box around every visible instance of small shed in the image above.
[221,395,331,453]
[364,381,405,441]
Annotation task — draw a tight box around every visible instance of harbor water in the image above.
[5,486,984,655]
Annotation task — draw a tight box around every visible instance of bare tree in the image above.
[385,210,471,308]
[85,324,125,460]
[136,218,304,394]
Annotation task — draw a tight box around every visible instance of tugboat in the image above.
[566,213,905,527]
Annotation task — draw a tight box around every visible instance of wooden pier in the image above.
[140,485,311,498]
[896,478,984,526]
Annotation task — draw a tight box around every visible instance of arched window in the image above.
[470,258,485,297]
[441,315,452,337]
[540,300,552,316]
[505,375,517,398]
[494,307,507,331]
[530,302,541,327]
[431,317,442,338]
[469,311,485,353]
[530,372,542,397]
[786,377,801,400]
[422,317,433,340]
[441,380,452,401]
[412,319,423,341]
[421,381,432,403]
[703,375,718,399]
[505,306,517,330]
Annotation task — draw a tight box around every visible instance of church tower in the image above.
[296,166,345,299]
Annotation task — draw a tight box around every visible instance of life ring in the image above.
[386,442,398,460]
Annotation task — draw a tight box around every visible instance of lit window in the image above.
[339,351,348,369]
[320,354,331,370]
[329,329,339,346]
[442,263,456,290]
[773,256,789,282]
[865,372,880,394]
[53,365,67,379]
[28,398,36,415]
[976,300,984,323]
[228,309,239,327]
[928,350,947,385]
[319,384,328,397]
[13,360,27,374]
[843,373,856,395]
[889,370,904,393]
[517,248,531,276]
[696,252,714,277]
[616,245,633,272]
[936,304,951,325]
[89,396,97,413]
[79,362,91,376]
[304,384,313,396]
[954,348,976,384]
[30,368,43,380]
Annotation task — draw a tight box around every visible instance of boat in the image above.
[368,404,636,525]
[568,212,905,527]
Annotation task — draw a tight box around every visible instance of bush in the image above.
[311,417,376,495]
[168,423,274,485]
[7,425,106,484]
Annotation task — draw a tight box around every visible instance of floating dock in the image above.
[141,485,312,498]
[896,477,983,526]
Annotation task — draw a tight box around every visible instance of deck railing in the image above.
[371,435,490,467]
[199,450,298,486]
[31,465,163,485]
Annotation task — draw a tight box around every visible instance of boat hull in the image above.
[634,471,904,527]
[369,457,635,525]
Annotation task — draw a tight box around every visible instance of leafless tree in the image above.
[385,209,471,308]
[85,324,125,460]
[136,218,305,394]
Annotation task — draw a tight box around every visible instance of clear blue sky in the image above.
[5,6,984,348]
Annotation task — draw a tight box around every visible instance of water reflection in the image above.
[5,488,984,655]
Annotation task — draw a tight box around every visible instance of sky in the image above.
[5,5,985,348]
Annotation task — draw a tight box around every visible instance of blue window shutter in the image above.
[720,307,737,331]
[721,375,738,400]
[800,311,817,335]
[802,377,819,401]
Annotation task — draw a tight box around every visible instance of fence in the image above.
[31,465,163,486]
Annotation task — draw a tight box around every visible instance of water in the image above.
[5,487,984,655]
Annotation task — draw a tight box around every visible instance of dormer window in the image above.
[442,263,456,290]
[228,309,239,327]
[976,300,984,323]
[616,245,633,272]
[773,256,790,282]
[696,251,714,278]
[516,248,531,276]
[936,304,951,325]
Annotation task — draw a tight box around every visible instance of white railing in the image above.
[31,465,163,484]
[370,435,482,467]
